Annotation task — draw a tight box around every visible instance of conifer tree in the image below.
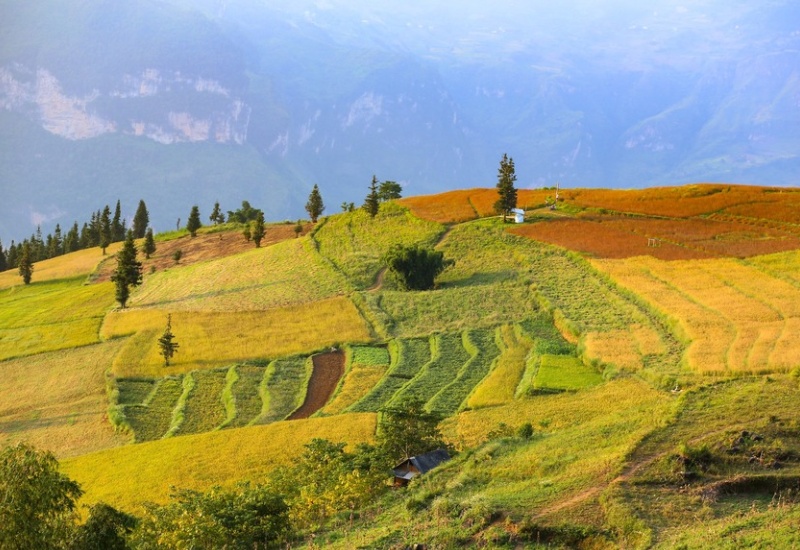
[111,200,125,242]
[142,228,156,259]
[18,241,33,284]
[99,206,112,254]
[251,211,266,248]
[186,206,202,237]
[64,223,80,254]
[363,175,380,218]
[0,240,6,272]
[132,200,149,239]
[158,314,180,367]
[209,202,225,225]
[49,224,62,258]
[494,153,517,222]
[305,184,325,223]
[111,231,143,308]
[6,241,17,269]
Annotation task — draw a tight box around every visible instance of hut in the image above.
[392,449,451,486]
[511,208,525,223]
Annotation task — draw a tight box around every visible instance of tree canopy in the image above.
[494,153,518,222]
[132,200,149,239]
[377,399,446,462]
[378,180,402,202]
[186,206,202,237]
[383,244,451,291]
[251,211,266,248]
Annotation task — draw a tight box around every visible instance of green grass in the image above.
[0,277,115,360]
[350,345,390,366]
[313,202,444,289]
[227,365,267,428]
[175,368,229,435]
[348,337,432,412]
[116,378,157,405]
[130,237,350,311]
[532,355,603,392]
[257,356,310,423]
[125,376,184,443]
[427,328,501,415]
[389,332,472,408]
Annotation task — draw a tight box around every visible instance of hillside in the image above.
[3,184,800,547]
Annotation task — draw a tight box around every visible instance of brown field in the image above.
[400,188,552,223]
[510,214,800,259]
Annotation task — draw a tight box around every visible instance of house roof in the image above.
[392,448,451,478]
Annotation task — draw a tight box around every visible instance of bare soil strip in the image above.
[288,350,345,420]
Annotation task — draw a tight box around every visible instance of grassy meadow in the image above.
[4,184,800,547]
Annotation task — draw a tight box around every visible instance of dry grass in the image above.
[0,244,122,290]
[596,255,800,373]
[321,347,390,415]
[102,297,372,377]
[0,341,129,458]
[400,188,552,223]
[62,413,378,512]
[466,325,531,408]
[583,324,667,372]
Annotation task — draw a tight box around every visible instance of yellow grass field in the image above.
[466,325,530,408]
[102,296,372,377]
[596,254,800,373]
[62,413,377,512]
[321,362,388,415]
[0,278,115,360]
[0,244,121,290]
[0,341,128,458]
[582,324,667,372]
[129,237,350,311]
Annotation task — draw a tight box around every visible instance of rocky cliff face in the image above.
[0,64,250,144]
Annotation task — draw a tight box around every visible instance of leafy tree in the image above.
[383,244,451,291]
[99,205,112,254]
[0,443,83,550]
[363,175,380,218]
[0,240,6,272]
[172,249,183,264]
[18,241,34,284]
[305,184,325,223]
[73,502,136,550]
[494,153,518,222]
[186,205,202,237]
[111,231,143,308]
[209,201,225,225]
[378,180,402,202]
[293,220,303,238]
[158,314,180,366]
[132,200,149,239]
[142,227,156,259]
[131,484,290,549]
[377,399,446,461]
[251,211,266,248]
[227,201,263,224]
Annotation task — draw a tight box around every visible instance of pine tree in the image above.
[186,206,202,237]
[49,224,62,258]
[6,241,17,269]
[158,314,180,367]
[305,184,325,223]
[64,222,80,254]
[209,202,225,225]
[111,231,143,308]
[99,206,112,254]
[111,200,125,242]
[363,175,380,218]
[251,211,266,248]
[142,228,156,259]
[494,153,518,222]
[132,200,149,239]
[0,240,7,272]
[33,227,45,261]
[18,241,33,284]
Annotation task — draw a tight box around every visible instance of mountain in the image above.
[1,0,799,242]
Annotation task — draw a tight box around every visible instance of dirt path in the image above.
[288,350,345,420]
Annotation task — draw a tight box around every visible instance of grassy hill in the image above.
[3,184,800,547]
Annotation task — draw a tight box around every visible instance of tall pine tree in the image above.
[209,201,225,225]
[111,200,125,242]
[186,206,202,237]
[158,314,180,367]
[132,200,149,239]
[142,228,156,259]
[305,184,325,223]
[251,211,266,248]
[0,240,6,272]
[363,175,380,218]
[111,231,143,308]
[494,153,517,222]
[99,206,112,254]
[18,241,33,284]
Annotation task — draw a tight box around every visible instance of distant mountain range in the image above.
[1,0,798,242]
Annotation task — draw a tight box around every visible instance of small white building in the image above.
[511,208,525,223]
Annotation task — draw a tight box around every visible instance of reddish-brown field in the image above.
[511,214,800,259]
[288,350,345,420]
[93,223,310,283]
[400,188,552,223]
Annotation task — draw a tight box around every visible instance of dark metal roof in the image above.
[392,448,451,478]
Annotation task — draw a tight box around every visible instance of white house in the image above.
[511,208,525,223]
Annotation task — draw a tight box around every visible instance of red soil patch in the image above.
[92,224,311,283]
[510,213,800,260]
[288,350,345,420]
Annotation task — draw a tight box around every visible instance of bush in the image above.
[383,244,452,291]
